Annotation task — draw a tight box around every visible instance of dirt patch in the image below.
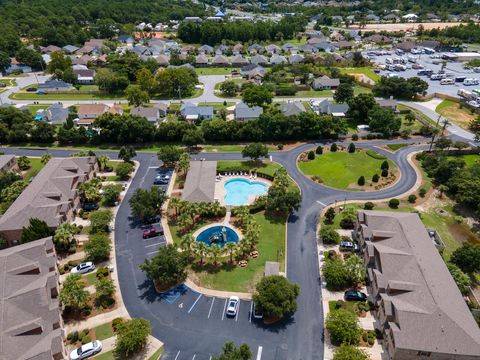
[448,223,480,246]
[350,22,467,32]
[438,104,477,130]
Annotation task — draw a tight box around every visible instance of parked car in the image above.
[153,175,169,185]
[0,83,6,88]
[226,296,240,317]
[71,262,95,274]
[82,202,99,211]
[142,226,160,239]
[339,241,359,252]
[70,340,103,360]
[252,302,263,320]
[26,87,37,92]
[344,290,367,302]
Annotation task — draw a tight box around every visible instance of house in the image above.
[195,54,209,66]
[281,102,306,117]
[426,12,440,21]
[232,44,244,55]
[131,106,161,123]
[331,16,343,23]
[37,80,73,92]
[84,39,105,49]
[307,37,328,46]
[247,67,266,82]
[72,55,93,66]
[395,41,417,53]
[73,69,96,84]
[312,41,336,52]
[216,44,229,54]
[402,13,418,22]
[248,44,264,54]
[44,104,70,124]
[355,211,480,360]
[383,13,400,22]
[314,99,349,116]
[0,155,17,173]
[42,45,62,54]
[234,102,263,121]
[180,103,213,121]
[76,45,95,55]
[211,55,230,66]
[417,40,441,50]
[183,17,202,23]
[365,34,392,44]
[77,104,123,125]
[62,45,79,54]
[265,44,281,54]
[154,102,169,117]
[270,55,287,65]
[231,55,249,67]
[199,44,214,54]
[376,99,398,111]
[365,14,380,22]
[156,54,170,66]
[4,58,32,75]
[250,54,269,66]
[0,157,97,245]
[332,41,354,50]
[282,43,298,53]
[288,54,304,64]
[240,63,259,76]
[299,44,318,54]
[118,34,134,45]
[0,237,66,360]
[312,75,340,90]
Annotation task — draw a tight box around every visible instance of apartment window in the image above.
[417,351,431,357]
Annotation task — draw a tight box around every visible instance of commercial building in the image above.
[0,157,97,245]
[0,237,65,360]
[355,211,480,360]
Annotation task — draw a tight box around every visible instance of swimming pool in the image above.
[196,225,239,247]
[224,178,269,206]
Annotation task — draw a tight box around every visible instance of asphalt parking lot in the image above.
[366,51,480,97]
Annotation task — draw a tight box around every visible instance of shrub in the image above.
[316,146,323,154]
[277,144,284,150]
[347,143,356,153]
[408,194,417,203]
[381,160,389,170]
[366,150,386,160]
[330,143,338,152]
[70,331,79,343]
[84,233,111,263]
[357,176,365,186]
[112,317,125,332]
[372,174,379,182]
[326,308,361,345]
[96,266,110,279]
[364,202,375,210]
[80,329,89,338]
[381,169,388,177]
[351,134,359,141]
[116,162,134,180]
[307,151,315,160]
[81,335,92,344]
[322,257,350,290]
[388,198,400,209]
[319,226,341,244]
[419,188,426,197]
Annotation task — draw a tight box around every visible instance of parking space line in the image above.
[174,351,181,360]
[249,301,253,323]
[146,251,158,256]
[221,298,228,320]
[145,241,166,248]
[256,346,263,360]
[207,297,215,319]
[192,355,196,360]
[235,300,240,322]
[188,294,203,314]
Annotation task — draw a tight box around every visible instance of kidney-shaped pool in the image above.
[223,178,269,206]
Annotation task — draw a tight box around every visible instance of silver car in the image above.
[70,340,102,360]
[226,296,239,317]
[71,262,95,274]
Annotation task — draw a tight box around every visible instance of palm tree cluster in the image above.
[169,198,226,233]
[79,177,103,204]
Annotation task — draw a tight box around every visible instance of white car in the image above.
[71,262,95,274]
[226,296,240,317]
[70,340,102,360]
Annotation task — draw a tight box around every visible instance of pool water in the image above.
[196,226,239,247]
[224,178,268,206]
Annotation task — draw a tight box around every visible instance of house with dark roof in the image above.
[270,55,287,65]
[131,106,162,123]
[62,45,79,54]
[42,45,62,54]
[43,104,70,124]
[282,43,298,53]
[250,54,269,66]
[234,102,263,121]
[312,75,340,90]
[0,237,66,360]
[73,69,96,84]
[299,44,318,54]
[199,44,214,54]
[231,55,249,67]
[365,34,392,44]
[288,54,304,64]
[38,80,73,92]
[355,211,480,360]
[248,44,264,54]
[314,99,349,116]
[211,55,230,66]
[180,103,213,121]
[118,34,134,44]
[281,102,306,117]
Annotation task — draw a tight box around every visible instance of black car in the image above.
[83,202,99,211]
[26,87,37,92]
[344,290,367,302]
[0,83,6,88]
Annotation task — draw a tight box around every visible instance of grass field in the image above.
[386,143,408,151]
[94,323,114,341]
[339,67,381,82]
[193,211,286,292]
[217,160,282,177]
[298,150,395,190]
[195,67,238,75]
[26,104,50,116]
[11,91,126,101]
[198,102,235,110]
[24,157,46,180]
[447,154,479,167]
[435,99,476,130]
[0,78,16,86]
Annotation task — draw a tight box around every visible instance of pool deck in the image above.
[214,174,272,206]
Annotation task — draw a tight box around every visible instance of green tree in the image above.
[194,241,209,265]
[95,277,115,303]
[468,116,480,141]
[0,180,27,209]
[115,162,134,180]
[344,254,366,286]
[213,342,252,360]
[368,107,401,136]
[41,153,52,164]
[265,186,301,214]
[157,145,182,166]
[114,318,152,358]
[102,184,122,206]
[209,243,223,266]
[224,241,237,264]
[90,209,113,233]
[330,143,338,152]
[334,83,354,103]
[319,226,341,244]
[180,234,194,257]
[182,128,205,148]
[60,274,90,311]
[97,155,110,171]
[347,93,377,124]
[242,85,273,107]
[177,152,190,177]
[17,156,30,170]
[154,67,198,98]
[21,218,54,243]
[451,243,480,274]
[95,68,129,94]
[84,233,111,263]
[136,68,156,95]
[324,207,336,225]
[220,81,237,97]
[47,51,71,74]
[253,275,300,320]
[118,146,137,162]
[129,186,166,223]
[125,85,150,107]
[140,245,188,288]
[333,344,370,360]
[53,223,79,251]
[322,256,350,290]
[0,51,10,72]
[388,198,400,209]
[241,143,269,162]
[447,263,472,295]
[326,308,361,345]
[347,143,356,153]
[79,178,102,204]
[357,176,365,186]
[381,160,389,171]
[340,207,357,229]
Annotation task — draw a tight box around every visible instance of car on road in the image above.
[153,175,169,185]
[26,87,37,92]
[82,202,99,211]
[71,262,95,274]
[143,226,161,239]
[226,296,240,317]
[252,302,263,320]
[339,241,359,252]
[344,290,367,302]
[70,340,102,360]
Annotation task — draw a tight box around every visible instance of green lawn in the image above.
[198,102,235,111]
[435,99,477,130]
[84,272,98,286]
[26,104,50,116]
[217,160,281,177]
[447,154,479,167]
[0,78,16,86]
[339,67,381,82]
[93,351,114,360]
[148,347,164,360]
[201,144,277,152]
[298,150,396,190]
[10,91,126,101]
[195,67,239,75]
[24,158,46,180]
[194,211,286,292]
[386,143,408,151]
[353,85,372,95]
[94,323,114,341]
[288,89,332,98]
[397,104,439,128]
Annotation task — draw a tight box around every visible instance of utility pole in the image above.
[428,114,442,151]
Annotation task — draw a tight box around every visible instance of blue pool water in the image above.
[196,226,239,247]
[224,178,268,206]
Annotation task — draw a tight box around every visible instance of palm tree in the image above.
[41,154,52,165]
[244,222,260,250]
[210,201,223,218]
[53,223,79,251]
[177,152,190,178]
[169,197,181,219]
[180,234,194,257]
[209,244,223,266]
[194,241,209,265]
[224,242,237,264]
[178,212,193,233]
[97,155,110,171]
[235,206,251,227]
[238,238,251,258]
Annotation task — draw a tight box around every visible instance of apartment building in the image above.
[355,211,480,360]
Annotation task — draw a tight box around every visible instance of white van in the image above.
[385,58,393,64]
[440,78,454,85]
[464,78,479,86]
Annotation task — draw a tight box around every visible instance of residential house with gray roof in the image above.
[312,75,340,90]
[248,44,264,54]
[62,45,79,54]
[180,103,213,121]
[281,102,306,117]
[211,55,230,66]
[131,106,162,123]
[195,54,209,66]
[288,54,304,64]
[314,99,349,116]
[355,211,480,360]
[0,155,17,173]
[231,55,248,67]
[234,102,263,121]
[43,104,70,124]
[250,54,268,66]
[199,44,214,54]
[270,55,287,65]
[265,44,281,54]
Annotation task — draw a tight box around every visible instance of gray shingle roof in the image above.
[234,102,263,120]
[182,161,217,203]
[281,102,306,117]
[0,155,15,172]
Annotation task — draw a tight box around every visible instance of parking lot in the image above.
[365,50,480,97]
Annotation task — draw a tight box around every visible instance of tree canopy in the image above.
[129,186,166,223]
[252,275,300,319]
